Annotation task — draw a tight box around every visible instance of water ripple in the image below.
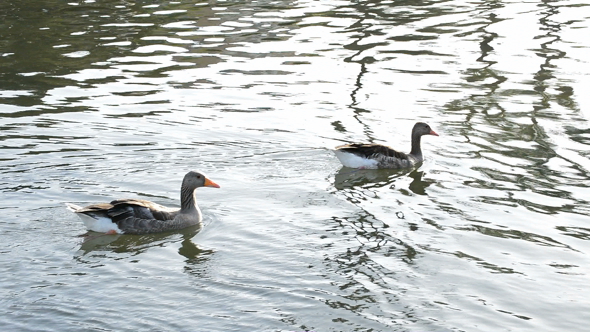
[1,1,589,331]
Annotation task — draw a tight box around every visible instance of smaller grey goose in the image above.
[334,122,439,169]
[66,171,220,234]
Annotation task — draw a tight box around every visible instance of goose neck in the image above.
[180,186,197,212]
[409,134,423,158]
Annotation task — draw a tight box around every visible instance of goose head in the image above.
[183,171,221,191]
[413,122,439,137]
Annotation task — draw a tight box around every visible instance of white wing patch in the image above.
[66,203,123,234]
[334,150,379,169]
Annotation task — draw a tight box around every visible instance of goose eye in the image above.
[196,175,201,179]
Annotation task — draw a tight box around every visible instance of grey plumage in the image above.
[334,122,438,169]
[66,171,220,234]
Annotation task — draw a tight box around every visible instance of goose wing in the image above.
[336,143,410,161]
[107,199,178,224]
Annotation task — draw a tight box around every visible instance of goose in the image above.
[66,171,220,235]
[334,122,438,169]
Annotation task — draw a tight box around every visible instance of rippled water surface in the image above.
[1,0,589,331]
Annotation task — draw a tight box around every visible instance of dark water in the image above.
[1,0,589,331]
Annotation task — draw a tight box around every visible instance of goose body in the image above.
[335,122,438,169]
[66,171,220,235]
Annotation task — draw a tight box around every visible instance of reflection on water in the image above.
[330,167,420,272]
[407,170,434,195]
[1,0,589,331]
[76,225,203,257]
[334,167,435,196]
[334,167,406,190]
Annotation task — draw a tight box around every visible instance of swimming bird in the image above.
[334,122,438,169]
[66,171,220,235]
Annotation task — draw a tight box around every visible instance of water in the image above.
[1,0,589,331]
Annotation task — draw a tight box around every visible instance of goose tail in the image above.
[65,202,84,212]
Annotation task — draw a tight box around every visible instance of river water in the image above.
[1,0,589,331]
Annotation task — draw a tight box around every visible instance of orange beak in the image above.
[430,130,439,136]
[204,178,220,188]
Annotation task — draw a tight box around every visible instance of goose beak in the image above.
[204,178,221,188]
[430,130,439,136]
